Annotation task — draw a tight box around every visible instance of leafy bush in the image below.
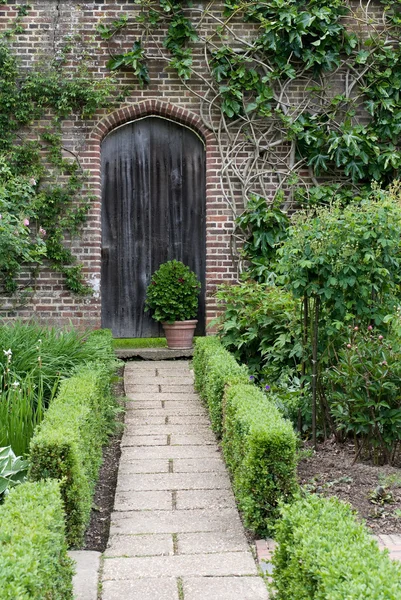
[215,282,302,377]
[0,446,28,500]
[0,480,74,599]
[326,324,401,464]
[193,337,249,437]
[29,363,117,547]
[236,194,290,283]
[223,383,298,535]
[272,494,401,599]
[145,260,201,323]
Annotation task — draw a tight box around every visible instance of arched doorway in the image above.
[101,116,206,338]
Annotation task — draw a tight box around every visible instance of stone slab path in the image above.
[101,360,269,600]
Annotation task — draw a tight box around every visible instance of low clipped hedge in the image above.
[223,383,298,535]
[29,362,117,547]
[193,337,298,535]
[193,337,249,437]
[272,494,401,599]
[0,480,74,599]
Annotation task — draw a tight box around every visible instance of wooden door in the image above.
[101,117,206,338]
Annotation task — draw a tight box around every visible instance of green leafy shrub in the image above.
[193,337,249,437]
[29,363,117,547]
[223,383,298,535]
[272,494,401,599]
[326,324,401,464]
[215,282,302,377]
[0,480,74,599]
[236,194,290,284]
[145,260,201,323]
[0,446,28,500]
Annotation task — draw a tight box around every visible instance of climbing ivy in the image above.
[96,0,401,250]
[0,10,116,298]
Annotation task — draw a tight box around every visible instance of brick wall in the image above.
[0,0,239,332]
[0,0,386,332]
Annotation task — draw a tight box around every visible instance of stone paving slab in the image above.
[121,435,168,447]
[177,531,249,554]
[176,488,237,510]
[116,472,231,492]
[125,359,191,368]
[170,433,216,445]
[125,384,160,393]
[101,578,179,600]
[105,534,174,558]
[69,551,101,600]
[172,457,227,472]
[123,424,213,435]
[167,415,212,425]
[183,577,269,600]
[117,459,170,474]
[124,392,200,402]
[125,405,207,416]
[153,376,194,385]
[160,384,195,393]
[126,415,168,425]
[109,508,244,535]
[102,551,257,580]
[121,445,221,460]
[114,490,172,511]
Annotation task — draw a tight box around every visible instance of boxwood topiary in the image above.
[0,480,74,599]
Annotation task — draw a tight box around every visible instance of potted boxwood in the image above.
[145,260,201,349]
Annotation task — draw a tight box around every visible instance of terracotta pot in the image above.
[162,320,198,350]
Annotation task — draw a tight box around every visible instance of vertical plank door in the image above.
[101,117,206,338]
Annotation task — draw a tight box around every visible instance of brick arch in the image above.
[90,100,213,144]
[84,100,220,332]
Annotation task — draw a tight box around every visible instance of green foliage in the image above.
[0,370,49,456]
[29,363,117,547]
[278,187,401,323]
[107,41,150,87]
[98,0,401,202]
[0,480,74,600]
[0,446,28,500]
[223,383,298,535]
[193,336,249,437]
[112,337,168,349]
[0,159,46,292]
[326,324,401,464]
[145,260,201,323]
[0,33,116,296]
[271,494,401,599]
[236,195,290,283]
[215,281,302,378]
[0,322,116,406]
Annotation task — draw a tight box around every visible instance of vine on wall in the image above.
[97,0,401,266]
[0,6,116,299]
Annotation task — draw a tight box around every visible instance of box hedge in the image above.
[29,362,117,547]
[193,337,298,535]
[272,494,401,599]
[0,480,74,599]
[223,383,298,535]
[193,336,249,437]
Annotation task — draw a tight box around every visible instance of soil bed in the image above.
[83,367,125,552]
[298,438,401,534]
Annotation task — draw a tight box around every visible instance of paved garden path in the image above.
[101,360,269,600]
